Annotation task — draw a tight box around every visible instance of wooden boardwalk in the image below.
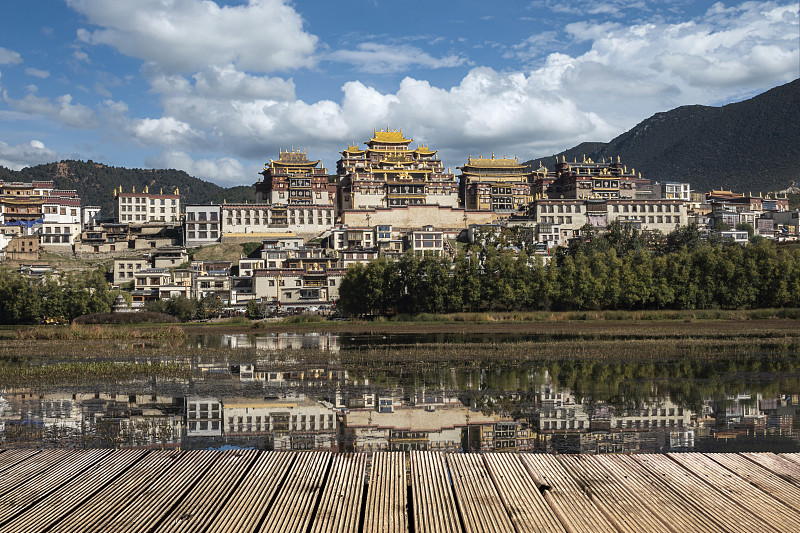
[1,450,799,532]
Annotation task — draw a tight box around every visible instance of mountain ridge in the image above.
[526,79,800,193]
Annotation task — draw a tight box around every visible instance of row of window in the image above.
[120,197,177,205]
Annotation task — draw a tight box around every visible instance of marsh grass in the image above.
[15,324,187,341]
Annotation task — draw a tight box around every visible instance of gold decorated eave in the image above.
[369,128,412,145]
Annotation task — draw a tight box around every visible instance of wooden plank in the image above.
[0,449,110,525]
[592,455,726,533]
[365,452,408,533]
[311,454,366,533]
[0,449,41,474]
[558,454,674,533]
[259,451,330,533]
[93,450,220,533]
[155,449,259,533]
[669,452,800,531]
[410,451,461,533]
[630,453,776,533]
[706,453,800,513]
[483,454,564,533]
[48,450,187,533]
[448,453,515,533]
[0,449,145,533]
[743,452,800,486]
[0,449,74,496]
[521,454,617,533]
[205,451,295,533]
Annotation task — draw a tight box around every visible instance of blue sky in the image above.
[0,0,797,186]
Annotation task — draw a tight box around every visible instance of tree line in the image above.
[0,268,117,324]
[338,224,800,316]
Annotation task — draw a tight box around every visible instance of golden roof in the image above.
[414,145,435,154]
[370,128,411,144]
[268,148,319,167]
[465,155,522,168]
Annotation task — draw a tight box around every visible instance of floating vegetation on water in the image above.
[14,324,187,342]
[0,360,190,387]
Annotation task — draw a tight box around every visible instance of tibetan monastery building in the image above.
[534,155,649,201]
[337,128,459,212]
[256,149,335,207]
[458,155,532,212]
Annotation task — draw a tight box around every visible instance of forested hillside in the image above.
[0,160,255,216]
[528,79,800,194]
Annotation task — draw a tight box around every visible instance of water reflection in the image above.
[2,355,799,453]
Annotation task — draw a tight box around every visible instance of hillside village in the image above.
[0,127,794,315]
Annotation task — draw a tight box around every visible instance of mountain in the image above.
[526,79,800,194]
[0,160,256,217]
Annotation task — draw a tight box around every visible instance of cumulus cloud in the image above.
[68,0,318,74]
[514,1,799,126]
[6,91,98,128]
[327,43,469,74]
[0,139,60,170]
[0,47,23,65]
[128,117,204,148]
[24,67,50,79]
[145,150,249,184]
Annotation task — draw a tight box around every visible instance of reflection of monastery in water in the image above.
[221,333,340,352]
[2,374,800,452]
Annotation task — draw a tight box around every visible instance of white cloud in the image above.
[192,65,295,101]
[0,139,59,170]
[0,47,23,65]
[6,91,99,128]
[68,0,318,74]
[24,67,50,79]
[129,117,204,148]
[327,43,469,74]
[145,150,248,184]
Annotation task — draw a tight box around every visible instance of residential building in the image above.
[115,186,180,225]
[113,256,150,286]
[185,205,221,246]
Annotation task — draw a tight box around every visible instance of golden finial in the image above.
[144,185,148,193]
[160,188,163,194]
[175,188,179,195]
[132,186,136,193]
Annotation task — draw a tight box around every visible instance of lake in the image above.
[2,329,799,453]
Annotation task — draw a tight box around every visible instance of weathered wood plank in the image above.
[364,452,407,533]
[669,452,800,531]
[631,453,776,533]
[311,453,366,533]
[483,454,565,533]
[0,449,145,533]
[706,453,800,513]
[155,449,259,533]
[206,451,295,533]
[592,455,725,533]
[411,451,461,533]
[521,454,617,533]
[259,451,330,533]
[448,453,515,533]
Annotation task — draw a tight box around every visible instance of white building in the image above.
[116,186,181,225]
[185,205,222,247]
